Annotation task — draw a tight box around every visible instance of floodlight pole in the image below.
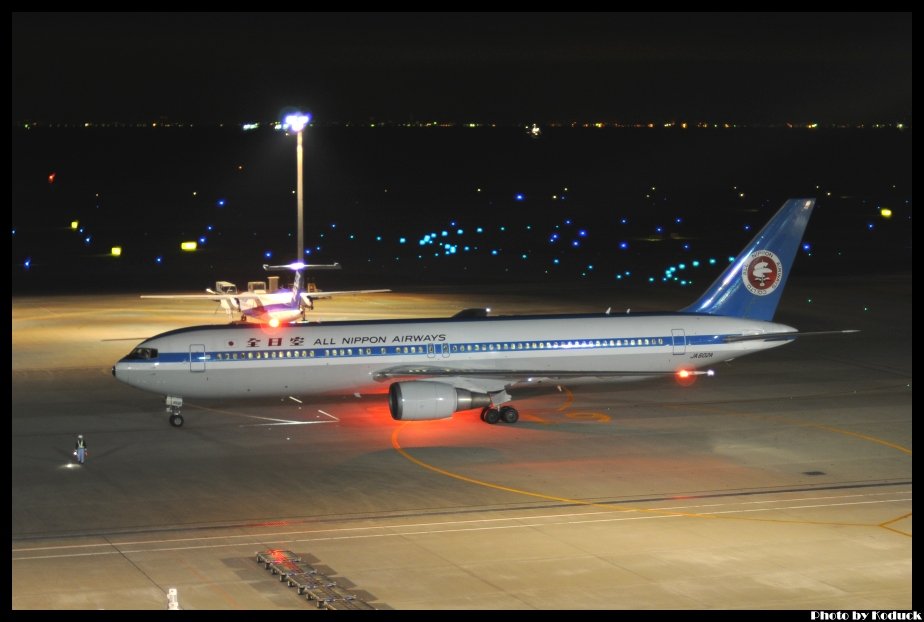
[296,127,304,261]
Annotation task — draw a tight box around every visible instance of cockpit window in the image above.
[126,347,158,360]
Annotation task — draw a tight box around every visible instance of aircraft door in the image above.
[189,344,206,372]
[671,329,686,355]
[427,343,436,358]
[441,343,451,358]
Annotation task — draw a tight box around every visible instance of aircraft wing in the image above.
[722,330,858,343]
[140,293,263,301]
[300,289,390,303]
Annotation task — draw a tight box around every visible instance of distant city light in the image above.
[110,246,122,257]
[217,199,226,207]
[70,220,79,230]
[155,256,163,264]
[515,193,525,201]
[180,241,197,251]
[24,257,31,269]
[880,207,893,218]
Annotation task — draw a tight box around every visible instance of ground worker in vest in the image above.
[75,434,87,464]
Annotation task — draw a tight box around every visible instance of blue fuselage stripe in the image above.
[126,333,732,365]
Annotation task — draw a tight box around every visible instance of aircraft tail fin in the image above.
[681,198,815,321]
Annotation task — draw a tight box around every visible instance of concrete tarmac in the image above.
[12,276,911,609]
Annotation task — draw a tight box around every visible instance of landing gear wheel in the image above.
[483,408,500,425]
[480,407,489,422]
[169,414,184,427]
[499,406,519,424]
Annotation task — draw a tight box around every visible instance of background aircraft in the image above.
[116,199,855,427]
[141,262,390,326]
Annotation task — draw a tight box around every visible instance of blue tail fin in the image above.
[682,198,815,320]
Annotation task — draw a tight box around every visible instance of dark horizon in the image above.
[13,12,911,125]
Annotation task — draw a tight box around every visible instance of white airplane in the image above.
[141,262,390,326]
[115,199,856,427]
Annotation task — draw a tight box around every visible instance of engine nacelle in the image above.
[388,381,491,421]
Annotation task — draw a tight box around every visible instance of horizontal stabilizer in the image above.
[263,262,341,271]
[722,329,859,343]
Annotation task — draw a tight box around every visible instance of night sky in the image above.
[12,12,911,124]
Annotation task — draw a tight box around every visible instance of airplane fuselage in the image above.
[238,289,302,324]
[114,313,792,400]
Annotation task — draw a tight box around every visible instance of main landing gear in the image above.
[479,405,519,425]
[166,396,184,427]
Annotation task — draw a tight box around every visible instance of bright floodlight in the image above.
[283,113,311,133]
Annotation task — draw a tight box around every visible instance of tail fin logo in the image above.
[742,250,783,296]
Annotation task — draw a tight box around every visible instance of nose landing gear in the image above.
[166,396,184,427]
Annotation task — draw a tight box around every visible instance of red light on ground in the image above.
[48,172,56,184]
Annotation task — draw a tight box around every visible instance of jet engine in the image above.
[388,382,491,421]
